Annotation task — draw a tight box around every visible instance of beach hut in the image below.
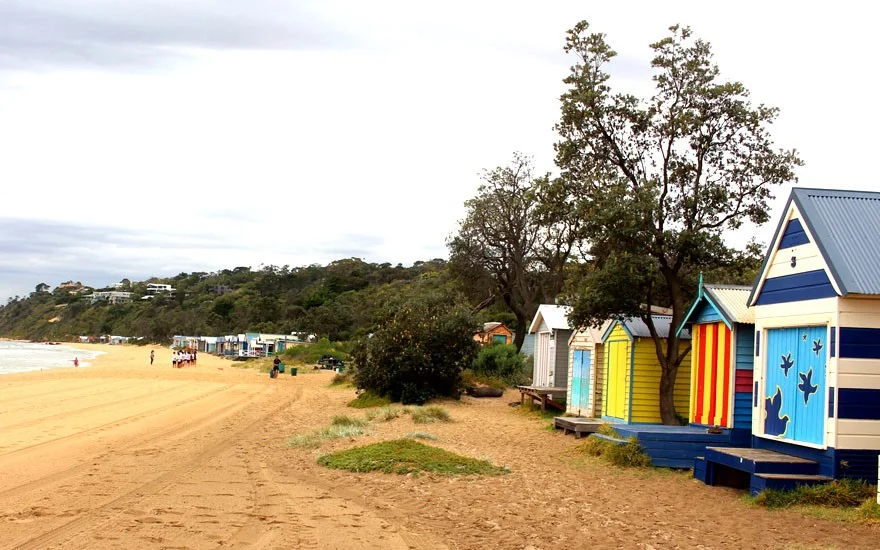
[565,322,611,417]
[474,322,514,346]
[679,281,755,432]
[600,315,691,424]
[746,188,880,480]
[528,305,572,389]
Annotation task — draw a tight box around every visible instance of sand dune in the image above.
[0,344,876,549]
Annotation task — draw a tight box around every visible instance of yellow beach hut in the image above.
[601,315,691,424]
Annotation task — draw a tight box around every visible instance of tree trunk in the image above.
[513,315,527,352]
[658,359,682,425]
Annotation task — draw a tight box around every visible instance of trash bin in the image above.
[290,367,298,376]
[278,363,285,374]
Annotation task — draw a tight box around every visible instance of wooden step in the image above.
[705,447,820,475]
[554,417,604,438]
[750,473,834,496]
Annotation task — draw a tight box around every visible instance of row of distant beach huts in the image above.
[525,188,880,493]
[171,332,316,357]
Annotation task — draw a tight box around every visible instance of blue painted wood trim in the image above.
[754,270,838,306]
[830,326,836,358]
[828,386,835,418]
[735,327,755,371]
[839,327,880,359]
[779,218,810,248]
[755,331,760,357]
[751,437,834,477]
[837,388,880,420]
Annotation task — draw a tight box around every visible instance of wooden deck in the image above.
[515,385,566,411]
[612,425,750,469]
[554,417,604,438]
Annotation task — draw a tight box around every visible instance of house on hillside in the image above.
[528,305,572,389]
[474,322,513,346]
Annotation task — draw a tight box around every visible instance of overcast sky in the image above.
[0,1,876,302]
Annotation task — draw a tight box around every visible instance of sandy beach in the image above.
[0,344,876,549]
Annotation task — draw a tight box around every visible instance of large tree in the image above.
[555,22,801,424]
[448,154,580,351]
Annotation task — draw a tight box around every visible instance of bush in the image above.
[580,425,652,467]
[471,344,526,385]
[460,369,506,390]
[365,406,405,422]
[351,291,478,405]
[283,337,351,364]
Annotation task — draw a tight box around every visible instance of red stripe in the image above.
[707,323,719,424]
[694,325,706,424]
[719,327,732,427]
[735,369,754,393]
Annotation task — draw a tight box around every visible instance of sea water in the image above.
[0,341,104,375]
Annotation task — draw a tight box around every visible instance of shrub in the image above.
[580,425,652,467]
[331,415,368,428]
[460,369,506,390]
[351,291,478,405]
[857,498,880,521]
[283,337,351,364]
[471,344,526,385]
[287,423,369,448]
[330,371,353,386]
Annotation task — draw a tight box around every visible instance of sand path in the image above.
[0,344,876,549]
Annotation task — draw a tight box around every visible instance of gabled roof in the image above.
[749,187,880,304]
[482,322,503,332]
[679,281,753,335]
[568,319,613,346]
[528,304,571,333]
[602,315,691,342]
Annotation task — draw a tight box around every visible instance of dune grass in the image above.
[407,405,451,424]
[287,416,369,448]
[579,424,652,468]
[752,478,877,508]
[365,406,405,422]
[317,439,508,475]
[405,431,438,441]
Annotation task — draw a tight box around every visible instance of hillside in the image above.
[0,258,501,342]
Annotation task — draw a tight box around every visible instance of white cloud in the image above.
[1,1,877,301]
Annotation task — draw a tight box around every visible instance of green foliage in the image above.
[330,371,353,386]
[351,288,478,405]
[407,405,451,424]
[856,499,880,521]
[471,344,526,385]
[752,479,877,509]
[580,426,652,468]
[316,439,508,475]
[447,153,579,351]
[554,21,801,424]
[347,391,393,409]
[284,337,351,364]
[0,259,454,343]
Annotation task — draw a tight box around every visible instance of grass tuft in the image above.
[330,372,353,386]
[405,431,438,441]
[856,498,880,521]
[365,406,405,422]
[578,425,651,468]
[330,415,368,428]
[752,478,877,508]
[407,405,451,424]
[287,418,369,448]
[317,439,507,475]
[347,391,392,409]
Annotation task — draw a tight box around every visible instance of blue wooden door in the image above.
[571,349,592,415]
[764,326,827,445]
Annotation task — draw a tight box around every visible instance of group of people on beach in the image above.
[172,350,197,368]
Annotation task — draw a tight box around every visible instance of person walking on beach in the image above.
[73,357,79,368]
[150,350,154,365]
[272,356,281,379]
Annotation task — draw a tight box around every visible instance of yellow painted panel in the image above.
[630,339,691,424]
[604,325,630,420]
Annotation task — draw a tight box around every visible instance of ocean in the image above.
[0,341,104,375]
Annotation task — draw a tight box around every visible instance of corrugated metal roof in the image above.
[623,315,690,340]
[528,304,571,333]
[793,188,880,295]
[703,284,754,325]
